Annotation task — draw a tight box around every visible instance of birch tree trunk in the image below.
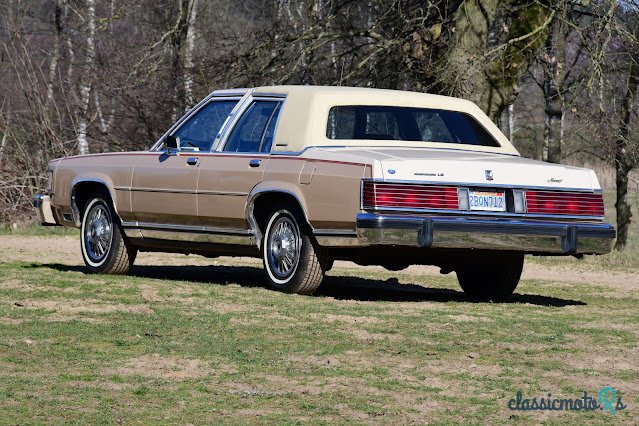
[0,129,7,163]
[76,0,96,156]
[183,0,198,110]
[614,60,638,251]
[93,0,116,137]
[169,0,194,121]
[508,103,515,141]
[46,0,64,109]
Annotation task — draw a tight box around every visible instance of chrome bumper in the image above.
[356,213,616,255]
[32,194,58,226]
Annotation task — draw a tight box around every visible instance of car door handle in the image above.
[186,157,198,166]
[249,159,261,168]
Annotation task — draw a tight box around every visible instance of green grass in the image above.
[1,191,636,423]
[0,256,637,424]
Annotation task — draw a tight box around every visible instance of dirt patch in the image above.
[521,262,639,291]
[448,314,493,322]
[139,285,163,303]
[11,298,154,321]
[229,312,298,326]
[67,380,132,391]
[0,317,24,325]
[288,353,344,369]
[309,313,381,324]
[0,278,80,295]
[207,303,266,315]
[106,354,214,380]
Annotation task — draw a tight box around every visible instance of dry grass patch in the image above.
[107,354,214,380]
[10,298,154,322]
[309,312,381,324]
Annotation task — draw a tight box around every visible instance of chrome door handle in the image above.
[249,159,261,168]
[186,157,198,166]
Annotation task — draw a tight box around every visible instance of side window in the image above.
[223,101,281,153]
[173,100,237,151]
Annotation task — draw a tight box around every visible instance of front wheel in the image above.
[81,196,136,275]
[456,252,524,301]
[262,207,327,295]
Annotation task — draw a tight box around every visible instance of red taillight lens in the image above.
[525,191,605,217]
[362,182,459,210]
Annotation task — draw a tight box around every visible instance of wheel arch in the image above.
[71,177,120,227]
[246,184,312,248]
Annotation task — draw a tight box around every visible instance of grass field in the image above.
[0,194,637,424]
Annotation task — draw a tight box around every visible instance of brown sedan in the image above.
[34,86,615,299]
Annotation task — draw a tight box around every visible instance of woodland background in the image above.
[0,0,637,249]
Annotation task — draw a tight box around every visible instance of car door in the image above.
[131,98,239,229]
[196,98,283,230]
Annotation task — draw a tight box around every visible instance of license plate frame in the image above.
[468,189,506,212]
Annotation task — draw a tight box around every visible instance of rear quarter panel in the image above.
[260,156,371,231]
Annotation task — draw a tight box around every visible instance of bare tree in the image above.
[76,0,97,155]
[46,0,65,108]
[183,0,199,109]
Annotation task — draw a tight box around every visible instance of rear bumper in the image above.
[356,213,616,255]
[32,194,58,226]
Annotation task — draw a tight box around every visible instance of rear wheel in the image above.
[80,196,136,274]
[456,252,524,301]
[262,206,327,295]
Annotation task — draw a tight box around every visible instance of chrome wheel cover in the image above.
[84,203,113,263]
[267,215,300,280]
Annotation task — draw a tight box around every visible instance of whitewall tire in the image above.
[80,196,136,275]
[262,207,327,295]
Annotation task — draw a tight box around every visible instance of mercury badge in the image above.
[485,170,494,181]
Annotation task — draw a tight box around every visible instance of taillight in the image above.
[362,181,459,210]
[525,190,605,217]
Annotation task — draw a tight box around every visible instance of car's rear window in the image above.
[326,105,500,147]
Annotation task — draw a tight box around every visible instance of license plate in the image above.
[468,190,506,212]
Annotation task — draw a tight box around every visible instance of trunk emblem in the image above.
[388,169,396,174]
[485,170,494,181]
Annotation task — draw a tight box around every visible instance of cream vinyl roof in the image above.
[250,85,520,156]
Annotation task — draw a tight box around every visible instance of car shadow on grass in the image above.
[25,263,586,307]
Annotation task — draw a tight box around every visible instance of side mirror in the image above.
[165,134,179,155]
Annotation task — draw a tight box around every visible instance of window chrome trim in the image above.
[151,91,253,152]
[215,94,287,153]
[212,88,250,97]
[265,102,284,154]
[251,92,287,99]
[168,96,244,153]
